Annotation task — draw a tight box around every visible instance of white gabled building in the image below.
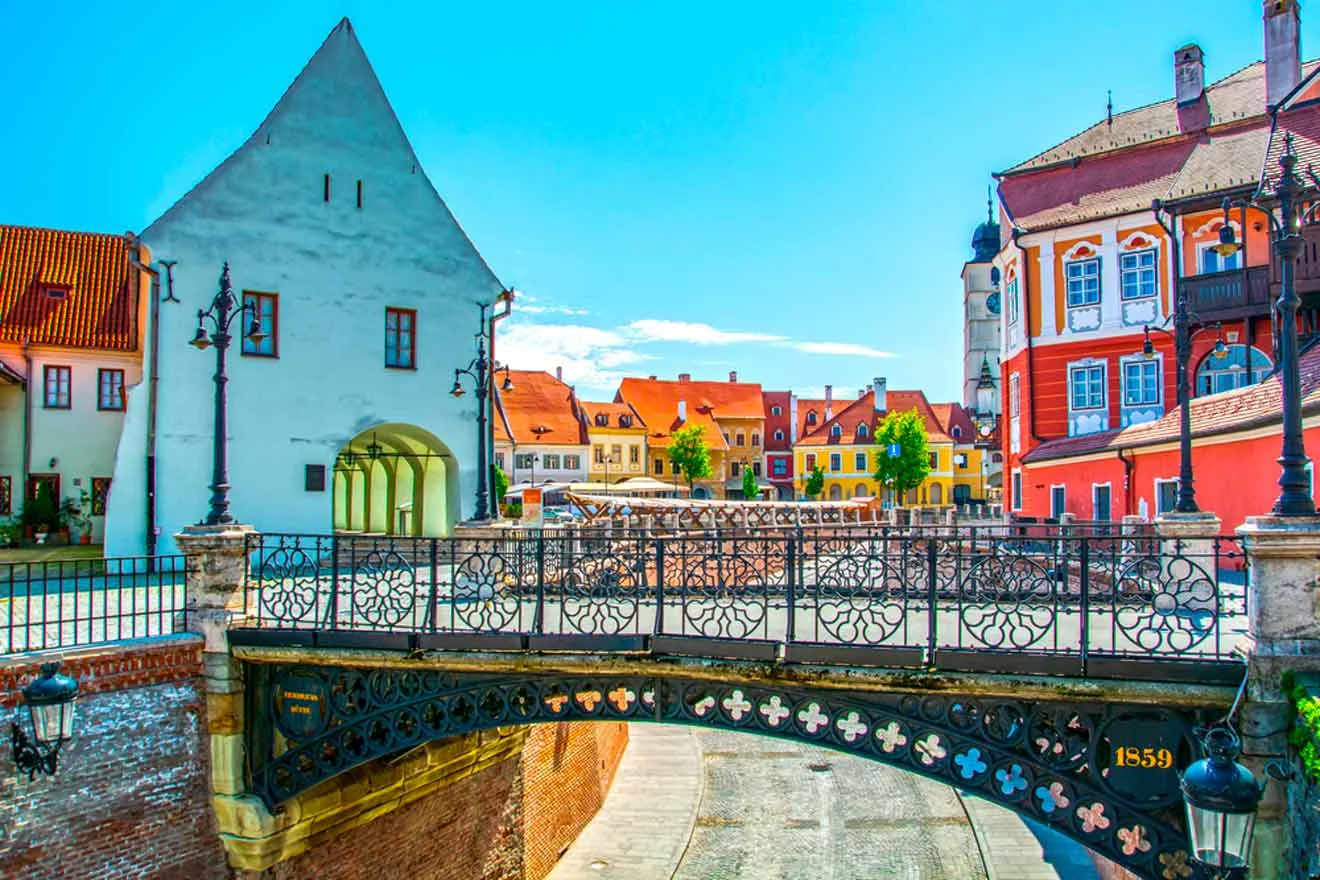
[105,18,504,556]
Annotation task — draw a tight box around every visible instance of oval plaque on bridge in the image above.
[274,670,330,742]
[1093,712,1194,807]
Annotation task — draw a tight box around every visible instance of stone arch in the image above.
[332,423,459,537]
[828,484,843,501]
[245,665,1212,880]
[930,483,944,505]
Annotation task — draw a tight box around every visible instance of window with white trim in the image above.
[1065,258,1100,307]
[1011,471,1022,510]
[1155,478,1178,515]
[1050,485,1066,519]
[1009,373,1020,417]
[829,453,841,471]
[1199,244,1240,274]
[1069,364,1105,410]
[1119,249,1157,300]
[1006,276,1020,325]
[854,452,867,471]
[1123,359,1160,406]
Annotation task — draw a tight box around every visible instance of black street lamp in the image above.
[1220,134,1318,517]
[190,263,265,526]
[10,661,79,780]
[451,304,513,520]
[1180,727,1263,878]
[1151,199,1217,515]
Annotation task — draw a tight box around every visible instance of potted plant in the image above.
[65,491,94,545]
[0,516,20,548]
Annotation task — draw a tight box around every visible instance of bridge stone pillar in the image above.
[1237,514,1320,879]
[175,523,279,870]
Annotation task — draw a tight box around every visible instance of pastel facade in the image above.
[0,226,149,541]
[580,401,647,484]
[616,373,764,499]
[493,370,589,486]
[994,4,1318,524]
[762,390,794,500]
[105,20,503,554]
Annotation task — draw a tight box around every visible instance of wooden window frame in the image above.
[97,368,125,411]
[43,365,71,409]
[241,291,280,358]
[385,307,417,370]
[91,477,112,515]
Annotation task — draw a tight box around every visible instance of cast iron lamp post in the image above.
[189,263,265,526]
[10,661,79,780]
[1179,727,1263,878]
[1218,134,1318,516]
[1151,199,1232,515]
[450,306,513,520]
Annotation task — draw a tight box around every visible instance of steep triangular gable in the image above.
[144,18,499,287]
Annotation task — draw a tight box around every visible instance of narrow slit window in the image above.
[323,174,331,202]
[356,179,363,209]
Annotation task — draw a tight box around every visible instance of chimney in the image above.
[729,370,738,383]
[874,378,887,412]
[1174,44,1204,106]
[824,385,834,421]
[1265,0,1302,108]
[556,366,563,382]
[858,388,866,399]
[677,398,687,421]
[649,375,657,380]
[678,373,691,383]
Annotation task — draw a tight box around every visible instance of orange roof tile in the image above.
[795,398,830,439]
[930,403,977,444]
[580,400,646,431]
[0,225,139,351]
[494,370,586,446]
[1023,342,1320,462]
[797,389,951,446]
[617,376,764,451]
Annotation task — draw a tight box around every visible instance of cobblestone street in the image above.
[553,724,1104,880]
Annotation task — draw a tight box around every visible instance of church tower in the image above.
[962,194,1002,422]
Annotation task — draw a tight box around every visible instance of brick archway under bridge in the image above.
[235,653,1234,880]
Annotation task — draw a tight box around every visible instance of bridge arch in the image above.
[246,663,1211,879]
[332,423,458,537]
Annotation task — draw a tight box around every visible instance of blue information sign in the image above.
[887,443,901,458]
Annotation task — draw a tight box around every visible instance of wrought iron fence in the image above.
[242,530,1247,677]
[0,556,188,655]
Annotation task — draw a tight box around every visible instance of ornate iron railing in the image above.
[241,530,1247,680]
[0,555,188,655]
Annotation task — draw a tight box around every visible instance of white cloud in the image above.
[623,319,786,346]
[517,303,591,316]
[788,341,898,358]
[496,321,650,392]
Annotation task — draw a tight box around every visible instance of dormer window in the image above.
[619,415,631,428]
[856,424,868,438]
[595,414,608,427]
[806,411,817,425]
[42,285,69,301]
[830,424,842,438]
[771,405,782,416]
[952,426,962,439]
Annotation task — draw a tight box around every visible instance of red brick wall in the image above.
[1090,853,1140,880]
[0,636,227,880]
[245,738,526,880]
[521,722,629,880]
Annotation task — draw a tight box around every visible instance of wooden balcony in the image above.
[1285,224,1320,298]
[1179,265,1271,322]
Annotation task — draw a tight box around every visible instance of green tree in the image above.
[873,408,931,503]
[803,466,825,500]
[741,466,760,500]
[667,424,713,490]
[492,464,510,514]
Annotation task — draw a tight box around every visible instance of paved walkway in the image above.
[546,724,704,880]
[549,724,1102,880]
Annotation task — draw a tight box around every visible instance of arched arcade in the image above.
[331,423,460,537]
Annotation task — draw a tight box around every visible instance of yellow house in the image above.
[794,382,988,507]
[580,401,648,484]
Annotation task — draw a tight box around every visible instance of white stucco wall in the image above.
[104,22,502,556]
[0,344,140,541]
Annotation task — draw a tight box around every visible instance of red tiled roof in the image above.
[763,390,792,451]
[795,398,830,440]
[797,390,952,446]
[931,403,977,443]
[494,370,586,446]
[0,225,139,351]
[580,400,646,431]
[617,376,763,451]
[998,60,1320,232]
[1023,342,1320,462]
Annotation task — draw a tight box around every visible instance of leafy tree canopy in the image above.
[804,465,826,499]
[872,408,931,499]
[741,466,760,500]
[667,424,713,488]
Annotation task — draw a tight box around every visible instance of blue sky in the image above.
[0,2,1307,402]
